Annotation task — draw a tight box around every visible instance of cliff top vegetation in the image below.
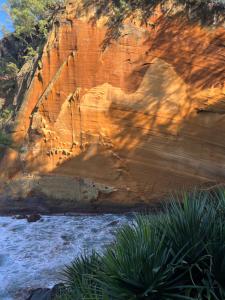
[0,0,225,76]
[0,0,64,77]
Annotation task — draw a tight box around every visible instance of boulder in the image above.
[14,214,27,220]
[107,220,119,227]
[26,284,66,300]
[26,214,41,223]
[26,288,51,300]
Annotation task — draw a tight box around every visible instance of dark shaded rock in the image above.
[0,254,6,266]
[107,220,119,227]
[91,228,99,233]
[26,284,66,300]
[61,234,72,242]
[61,234,73,246]
[14,214,27,219]
[27,214,41,223]
[26,288,51,300]
[51,283,66,297]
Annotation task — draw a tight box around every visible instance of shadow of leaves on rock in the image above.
[76,0,225,49]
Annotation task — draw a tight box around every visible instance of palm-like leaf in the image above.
[58,190,225,300]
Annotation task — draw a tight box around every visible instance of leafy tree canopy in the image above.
[5,0,65,37]
[0,0,65,77]
[1,0,224,76]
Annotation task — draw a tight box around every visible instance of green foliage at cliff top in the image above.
[4,0,225,42]
[0,0,65,77]
[5,0,65,37]
[1,0,224,76]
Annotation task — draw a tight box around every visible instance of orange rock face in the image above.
[1,3,225,212]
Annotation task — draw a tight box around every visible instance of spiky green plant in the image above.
[98,222,197,300]
[58,190,225,300]
[61,252,109,300]
[162,191,216,262]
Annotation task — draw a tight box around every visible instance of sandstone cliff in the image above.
[0,2,225,213]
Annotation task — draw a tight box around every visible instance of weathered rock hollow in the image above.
[0,2,225,212]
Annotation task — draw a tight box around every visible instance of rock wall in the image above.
[0,2,225,212]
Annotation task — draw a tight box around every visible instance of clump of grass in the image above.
[57,190,225,300]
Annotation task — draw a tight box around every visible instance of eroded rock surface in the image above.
[0,2,225,212]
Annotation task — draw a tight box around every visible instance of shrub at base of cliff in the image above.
[0,131,12,147]
[0,108,13,148]
[57,190,225,300]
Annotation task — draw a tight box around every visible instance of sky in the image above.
[0,0,13,39]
